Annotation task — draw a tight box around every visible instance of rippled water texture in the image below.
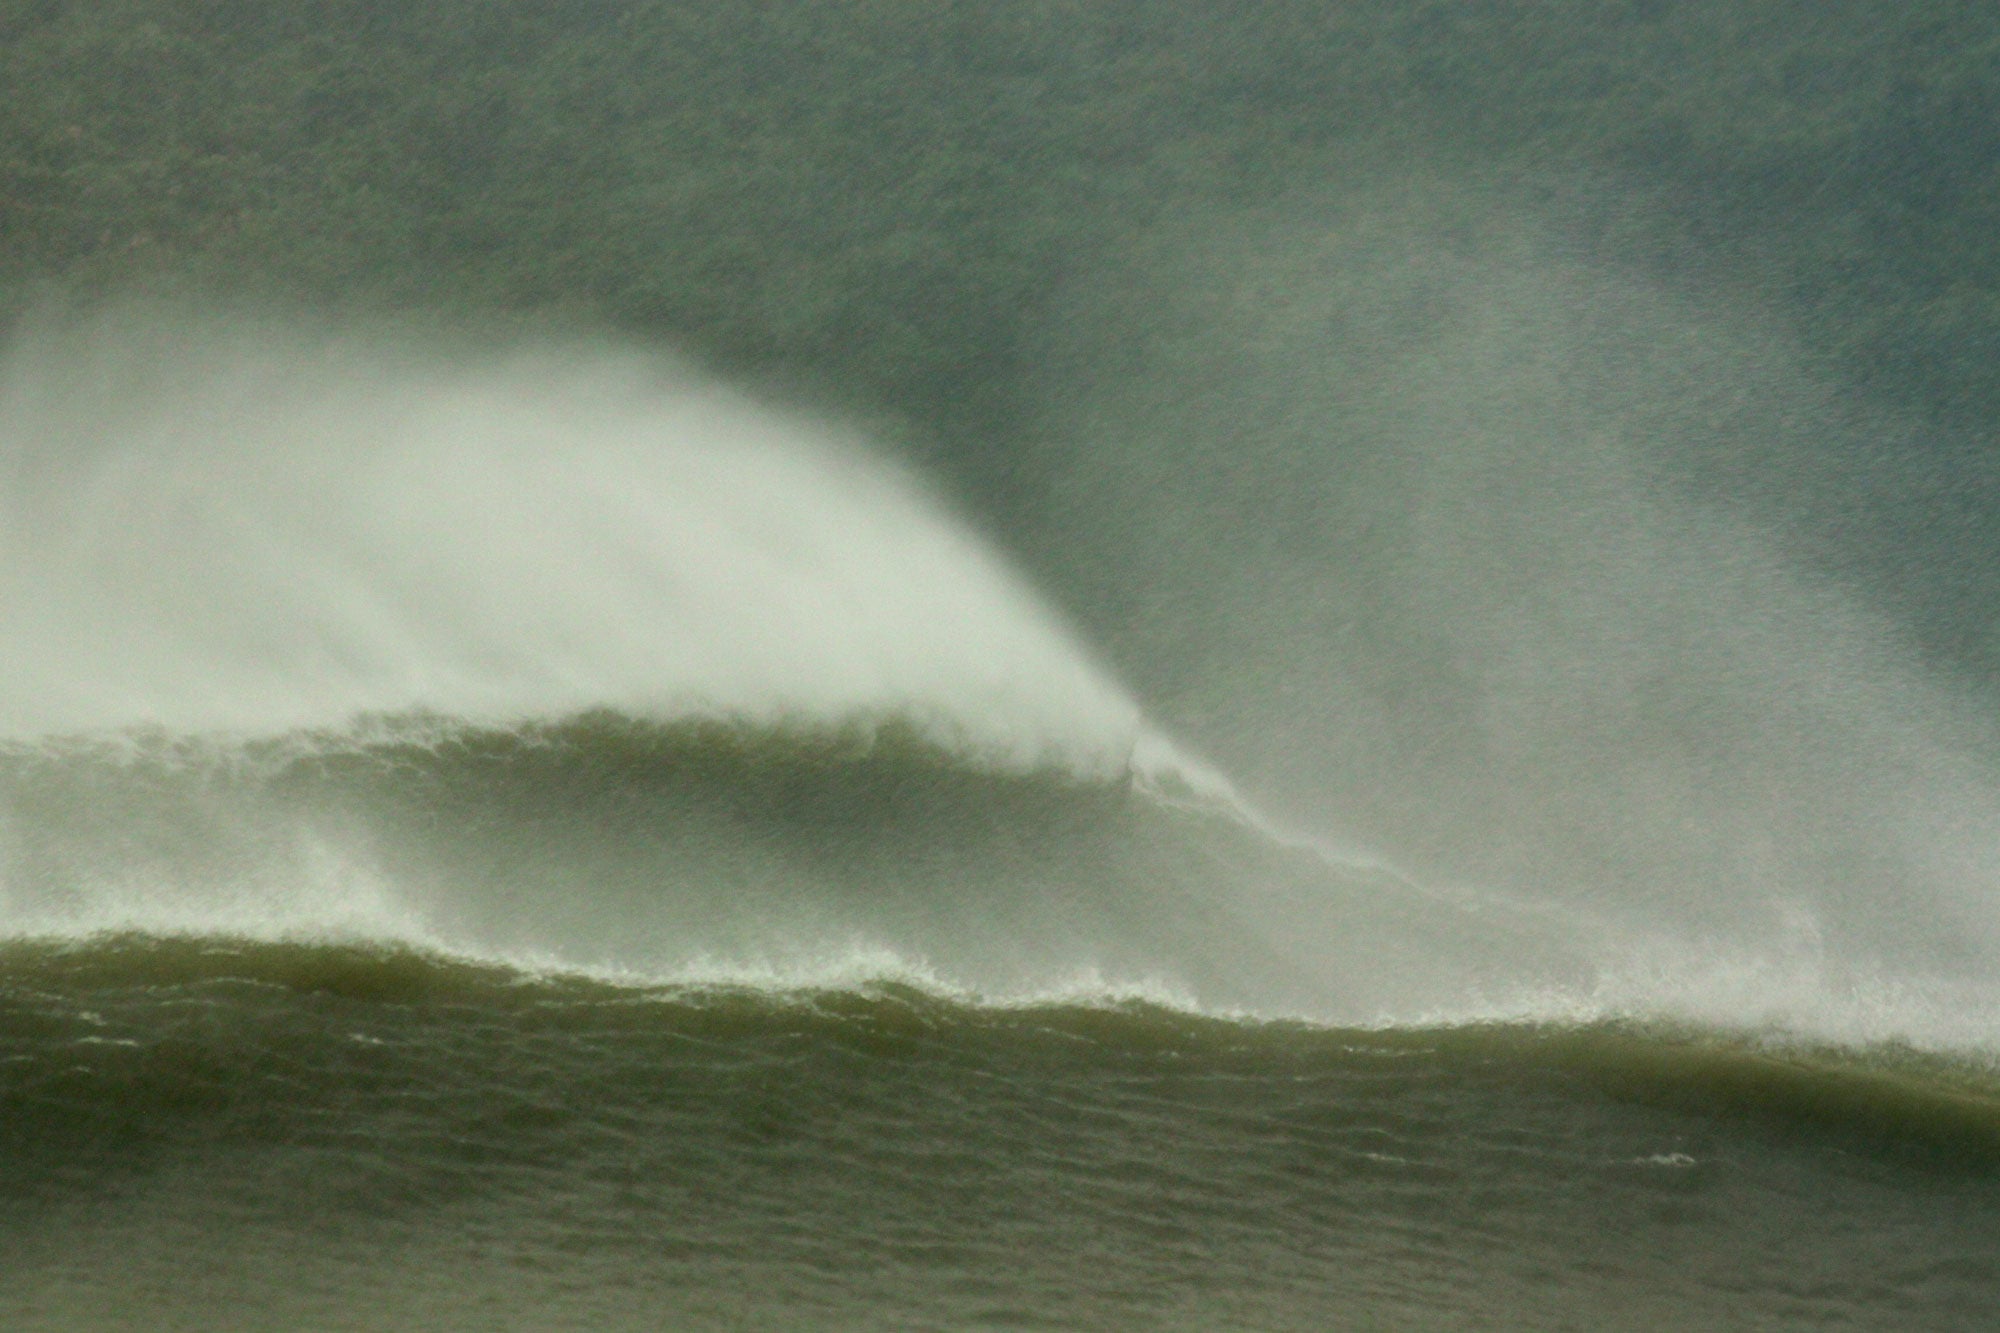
[4,938,1999,1332]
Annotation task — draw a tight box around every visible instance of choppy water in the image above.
[5,319,2000,1329]
[7,932,2000,1330]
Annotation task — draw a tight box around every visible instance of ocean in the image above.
[3,316,1998,1330]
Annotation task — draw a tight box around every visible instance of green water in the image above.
[5,937,1998,1332]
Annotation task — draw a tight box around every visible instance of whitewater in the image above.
[3,312,1999,1331]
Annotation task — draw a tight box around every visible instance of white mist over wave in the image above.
[0,311,1140,768]
[5,306,2000,1055]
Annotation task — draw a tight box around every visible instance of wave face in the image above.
[4,314,2000,1328]
[0,709,1583,1024]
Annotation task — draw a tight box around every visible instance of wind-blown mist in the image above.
[0,314,1137,762]
[1025,182,2000,1047]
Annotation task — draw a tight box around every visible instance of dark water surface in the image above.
[5,935,1998,1332]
